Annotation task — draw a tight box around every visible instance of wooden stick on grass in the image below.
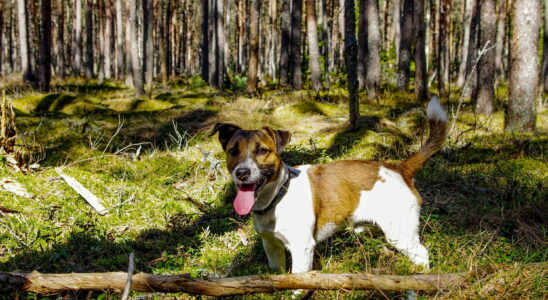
[0,267,496,296]
[55,167,107,215]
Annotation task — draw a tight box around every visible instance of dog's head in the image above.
[211,123,291,215]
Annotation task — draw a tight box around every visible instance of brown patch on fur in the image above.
[308,161,381,235]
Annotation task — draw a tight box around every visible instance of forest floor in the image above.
[0,78,546,299]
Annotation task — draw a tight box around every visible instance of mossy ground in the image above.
[0,79,546,299]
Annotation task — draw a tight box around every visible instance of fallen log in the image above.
[0,267,494,296]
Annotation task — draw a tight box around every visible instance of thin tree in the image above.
[55,0,65,78]
[506,0,540,132]
[84,0,93,78]
[104,0,112,79]
[392,0,401,59]
[358,0,367,90]
[306,0,322,91]
[344,0,359,128]
[17,0,36,83]
[129,0,144,95]
[437,0,450,97]
[494,0,506,81]
[474,0,496,115]
[39,0,52,91]
[541,0,548,92]
[320,0,331,88]
[280,0,291,86]
[457,0,476,88]
[246,0,261,93]
[414,0,428,101]
[144,0,154,94]
[216,0,226,89]
[290,0,303,89]
[397,0,413,91]
[74,0,82,76]
[0,1,4,77]
[365,0,381,99]
[115,0,123,79]
[201,0,209,82]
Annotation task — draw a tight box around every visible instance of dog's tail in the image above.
[399,97,447,179]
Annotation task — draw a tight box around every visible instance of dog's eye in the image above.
[256,147,269,155]
[229,148,239,156]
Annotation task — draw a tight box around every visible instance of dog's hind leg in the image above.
[262,237,286,271]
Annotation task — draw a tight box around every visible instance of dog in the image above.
[212,97,447,273]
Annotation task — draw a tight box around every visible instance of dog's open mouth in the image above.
[233,179,266,216]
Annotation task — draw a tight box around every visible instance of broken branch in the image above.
[55,168,107,215]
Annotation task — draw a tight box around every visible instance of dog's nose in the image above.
[235,168,251,181]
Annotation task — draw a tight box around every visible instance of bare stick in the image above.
[55,168,107,215]
[120,253,135,300]
[0,266,500,296]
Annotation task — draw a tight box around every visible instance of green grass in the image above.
[0,80,546,299]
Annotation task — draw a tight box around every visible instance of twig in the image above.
[121,252,135,300]
[103,115,125,153]
[55,168,107,215]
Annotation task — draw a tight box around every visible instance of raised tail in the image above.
[400,97,447,179]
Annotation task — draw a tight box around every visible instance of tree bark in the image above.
[201,0,209,82]
[437,0,450,97]
[56,0,65,78]
[365,0,381,99]
[280,0,291,86]
[397,0,413,91]
[506,0,540,131]
[247,0,261,93]
[39,0,52,91]
[392,0,401,59]
[320,0,331,88]
[474,0,496,115]
[129,0,144,95]
[306,0,322,91]
[0,269,492,296]
[0,1,4,77]
[358,0,367,89]
[84,0,94,78]
[290,0,303,89]
[17,0,35,83]
[541,0,548,92]
[74,0,82,76]
[465,0,480,99]
[345,0,359,128]
[494,0,506,81]
[457,0,475,88]
[216,0,226,89]
[414,0,428,101]
[144,0,153,94]
[104,0,112,79]
[115,0,123,79]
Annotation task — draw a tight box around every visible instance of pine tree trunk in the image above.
[129,0,144,95]
[237,0,245,74]
[541,0,548,92]
[246,0,261,92]
[345,0,359,129]
[414,0,428,101]
[39,0,52,91]
[290,0,303,89]
[207,0,217,86]
[358,0,367,90]
[320,0,330,88]
[201,0,209,81]
[437,0,449,97]
[280,0,291,86]
[506,0,540,132]
[103,0,112,79]
[392,0,401,59]
[269,0,277,81]
[494,0,506,81]
[474,0,496,115]
[465,0,479,99]
[365,0,381,99]
[56,0,65,78]
[397,0,413,91]
[216,0,226,89]
[306,0,322,91]
[17,0,35,83]
[457,0,475,88]
[115,0,123,79]
[144,0,154,93]
[84,0,94,78]
[74,0,82,75]
[0,1,4,77]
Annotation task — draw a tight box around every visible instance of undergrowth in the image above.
[0,80,546,299]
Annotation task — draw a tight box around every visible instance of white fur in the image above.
[231,157,262,185]
[427,96,447,122]
[252,165,429,273]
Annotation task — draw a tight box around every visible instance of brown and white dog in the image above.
[212,97,447,273]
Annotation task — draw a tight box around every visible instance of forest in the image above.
[0,0,546,298]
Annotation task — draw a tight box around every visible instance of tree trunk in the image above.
[115,0,123,79]
[237,0,246,74]
[397,0,413,91]
[84,0,94,78]
[465,0,480,99]
[494,0,506,82]
[392,0,401,59]
[541,0,548,92]
[216,0,226,89]
[321,0,331,88]
[457,0,475,88]
[0,1,4,77]
[437,0,449,97]
[144,0,154,94]
[56,0,65,78]
[17,0,35,83]
[358,0,367,90]
[246,0,261,93]
[129,0,144,95]
[280,0,291,86]
[74,0,82,76]
[39,0,52,91]
[414,0,428,101]
[344,0,359,128]
[306,0,322,91]
[104,0,112,79]
[269,0,277,81]
[365,0,381,99]
[207,0,217,86]
[474,0,496,115]
[506,0,540,132]
[290,0,303,89]
[201,0,209,82]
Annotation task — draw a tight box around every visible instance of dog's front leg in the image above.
[289,241,315,273]
[262,238,286,271]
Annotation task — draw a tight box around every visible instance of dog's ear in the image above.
[263,126,292,154]
[211,123,242,150]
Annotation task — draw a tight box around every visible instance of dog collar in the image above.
[252,166,297,215]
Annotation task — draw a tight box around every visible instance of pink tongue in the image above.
[234,185,256,215]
